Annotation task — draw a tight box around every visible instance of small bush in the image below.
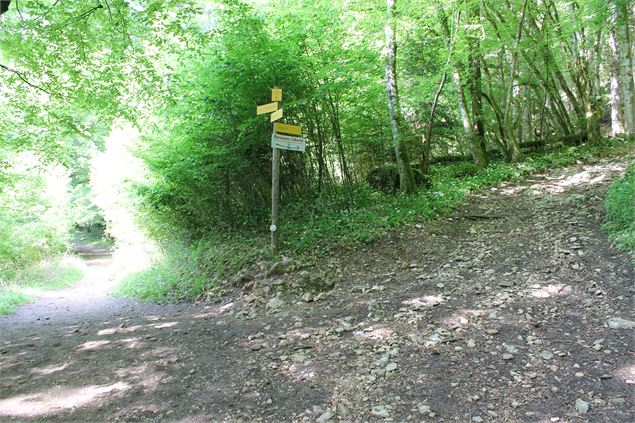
[603,165,635,254]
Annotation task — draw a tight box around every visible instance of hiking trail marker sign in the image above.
[256,88,305,253]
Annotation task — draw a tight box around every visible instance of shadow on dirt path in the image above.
[0,160,633,422]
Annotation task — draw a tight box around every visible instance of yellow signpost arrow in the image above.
[270,108,283,122]
[256,101,279,115]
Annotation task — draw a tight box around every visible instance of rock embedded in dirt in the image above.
[297,271,335,293]
[231,269,254,287]
[267,257,299,277]
[418,404,431,415]
[575,398,589,414]
[266,297,286,311]
[316,409,335,423]
[370,405,391,418]
[336,403,351,417]
[314,292,327,301]
[607,317,635,329]
[386,362,398,372]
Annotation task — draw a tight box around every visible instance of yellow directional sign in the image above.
[273,122,302,135]
[270,108,283,122]
[272,88,282,102]
[256,102,279,115]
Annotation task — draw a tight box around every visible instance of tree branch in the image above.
[0,63,53,95]
[77,3,103,21]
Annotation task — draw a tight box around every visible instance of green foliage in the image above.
[0,153,73,279]
[1,1,632,307]
[603,165,635,254]
[0,258,84,315]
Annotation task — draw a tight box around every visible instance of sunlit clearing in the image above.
[30,362,70,375]
[0,382,129,417]
[77,340,111,351]
[531,284,572,299]
[354,326,395,340]
[90,123,158,277]
[403,295,444,308]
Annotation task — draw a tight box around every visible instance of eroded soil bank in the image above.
[1,160,633,422]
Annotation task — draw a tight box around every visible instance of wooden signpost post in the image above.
[256,88,305,253]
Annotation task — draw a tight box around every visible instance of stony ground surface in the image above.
[1,160,633,423]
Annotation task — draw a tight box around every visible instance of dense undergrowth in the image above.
[114,139,633,302]
[603,164,635,256]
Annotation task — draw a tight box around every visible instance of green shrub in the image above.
[603,165,635,254]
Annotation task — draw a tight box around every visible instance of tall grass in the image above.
[603,165,635,255]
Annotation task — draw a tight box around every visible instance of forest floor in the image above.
[1,159,633,423]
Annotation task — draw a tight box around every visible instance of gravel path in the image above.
[0,160,633,423]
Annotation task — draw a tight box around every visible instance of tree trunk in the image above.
[421,71,447,175]
[467,4,487,168]
[503,0,529,161]
[385,0,416,193]
[616,0,635,136]
[609,6,625,135]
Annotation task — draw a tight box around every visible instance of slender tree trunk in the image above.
[615,0,635,135]
[467,4,487,168]
[421,71,448,175]
[609,8,625,135]
[385,0,416,193]
[503,0,529,161]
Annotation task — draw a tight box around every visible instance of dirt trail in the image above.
[1,160,633,423]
